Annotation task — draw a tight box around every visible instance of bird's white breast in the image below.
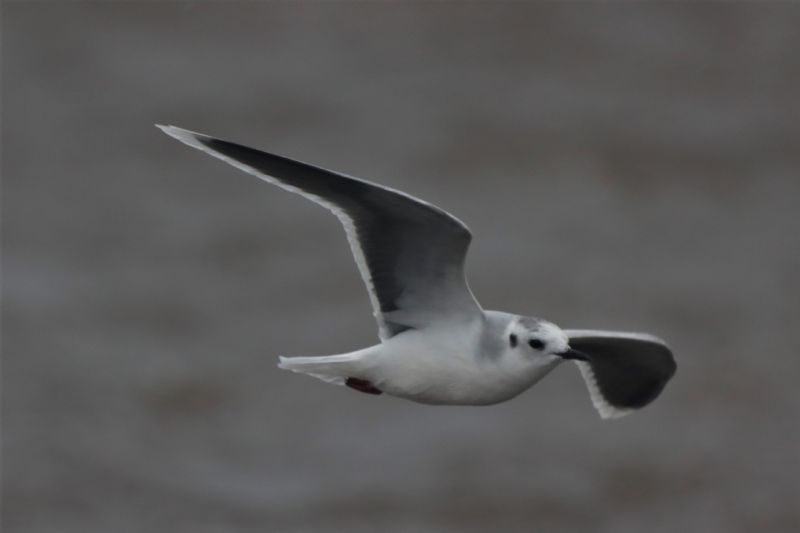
[366,320,559,405]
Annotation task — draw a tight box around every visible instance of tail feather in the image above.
[278,353,364,386]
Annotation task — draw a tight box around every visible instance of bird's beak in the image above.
[558,348,589,361]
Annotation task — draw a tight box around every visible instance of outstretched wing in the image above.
[565,330,677,419]
[158,125,482,340]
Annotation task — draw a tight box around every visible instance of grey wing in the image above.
[565,330,677,419]
[158,125,482,340]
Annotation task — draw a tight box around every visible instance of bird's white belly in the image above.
[366,328,556,405]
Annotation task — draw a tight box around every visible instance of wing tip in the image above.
[156,124,212,151]
[597,404,635,420]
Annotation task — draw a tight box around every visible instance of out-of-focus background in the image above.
[4,3,800,532]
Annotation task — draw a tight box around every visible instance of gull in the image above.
[158,125,676,419]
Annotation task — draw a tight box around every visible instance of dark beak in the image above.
[558,348,589,362]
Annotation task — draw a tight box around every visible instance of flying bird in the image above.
[158,125,676,419]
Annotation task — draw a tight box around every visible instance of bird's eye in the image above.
[509,334,518,348]
[528,339,545,350]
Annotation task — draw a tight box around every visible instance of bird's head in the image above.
[505,316,587,363]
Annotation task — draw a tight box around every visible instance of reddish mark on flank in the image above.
[345,377,383,395]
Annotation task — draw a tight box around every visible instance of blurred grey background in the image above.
[4,2,800,532]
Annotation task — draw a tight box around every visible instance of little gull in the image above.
[158,125,676,419]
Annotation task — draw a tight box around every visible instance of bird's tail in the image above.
[277,352,368,386]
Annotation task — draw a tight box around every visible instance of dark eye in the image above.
[528,339,545,350]
[509,334,518,348]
